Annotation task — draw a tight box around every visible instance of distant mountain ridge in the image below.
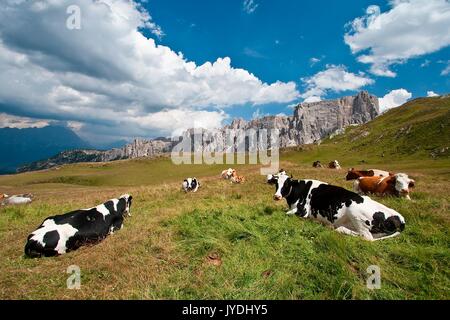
[0,126,90,174]
[17,91,380,173]
[17,138,173,173]
[181,90,379,152]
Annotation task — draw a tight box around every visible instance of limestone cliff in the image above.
[18,91,379,172]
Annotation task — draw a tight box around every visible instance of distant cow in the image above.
[328,160,341,169]
[24,194,133,257]
[182,178,200,192]
[231,175,245,184]
[354,173,415,200]
[230,170,245,184]
[1,193,33,205]
[221,168,235,180]
[267,172,405,241]
[346,168,392,181]
[312,161,323,168]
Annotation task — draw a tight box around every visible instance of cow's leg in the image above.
[372,231,401,241]
[336,210,375,241]
[352,180,361,194]
[285,200,301,215]
[110,217,124,234]
[333,214,351,229]
[286,208,297,215]
[335,226,360,237]
[349,213,376,241]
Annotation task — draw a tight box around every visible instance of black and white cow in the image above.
[182,178,200,192]
[24,194,133,258]
[267,173,405,241]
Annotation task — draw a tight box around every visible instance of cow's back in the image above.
[25,208,114,257]
[309,184,365,223]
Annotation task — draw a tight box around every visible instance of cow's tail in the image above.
[24,240,43,258]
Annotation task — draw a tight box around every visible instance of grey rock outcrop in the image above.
[180,90,379,151]
[290,90,379,144]
[18,91,379,172]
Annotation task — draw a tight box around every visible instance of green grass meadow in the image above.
[0,97,449,299]
[0,151,448,299]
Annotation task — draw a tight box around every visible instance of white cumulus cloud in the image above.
[378,89,412,112]
[0,0,298,142]
[345,0,450,77]
[301,65,374,100]
[427,91,439,97]
[303,96,322,103]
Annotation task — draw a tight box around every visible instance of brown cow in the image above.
[353,173,415,200]
[328,160,341,169]
[230,170,245,184]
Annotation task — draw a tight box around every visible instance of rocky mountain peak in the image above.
[18,91,379,172]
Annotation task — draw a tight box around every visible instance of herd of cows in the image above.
[16,161,415,257]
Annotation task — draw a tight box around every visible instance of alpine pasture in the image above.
[0,97,449,299]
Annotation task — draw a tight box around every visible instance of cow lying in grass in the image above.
[267,172,405,241]
[312,161,323,168]
[353,173,415,200]
[1,193,33,205]
[328,160,341,169]
[182,178,200,192]
[221,168,234,179]
[24,194,133,257]
[230,170,245,184]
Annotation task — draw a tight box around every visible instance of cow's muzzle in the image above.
[273,195,282,201]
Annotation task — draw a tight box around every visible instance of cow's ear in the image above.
[290,174,293,179]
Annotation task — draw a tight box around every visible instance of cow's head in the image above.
[267,169,288,184]
[267,172,292,201]
[392,174,415,198]
[118,194,133,217]
[346,168,358,180]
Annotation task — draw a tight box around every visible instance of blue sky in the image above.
[144,0,449,119]
[0,0,448,145]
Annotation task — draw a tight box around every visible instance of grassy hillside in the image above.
[287,95,449,164]
[0,97,449,299]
